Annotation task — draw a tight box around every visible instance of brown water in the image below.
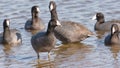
[0,0,120,68]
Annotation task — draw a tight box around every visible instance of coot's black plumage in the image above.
[49,1,93,44]
[105,24,120,45]
[25,6,45,31]
[0,19,22,45]
[92,12,120,31]
[31,18,61,59]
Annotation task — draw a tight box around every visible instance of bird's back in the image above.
[54,21,93,43]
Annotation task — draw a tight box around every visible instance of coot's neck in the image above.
[46,23,55,35]
[50,9,58,20]
[94,18,105,30]
[32,13,39,24]
[97,18,105,24]
[3,27,10,42]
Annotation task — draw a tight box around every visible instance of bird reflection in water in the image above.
[95,31,107,39]
[106,44,120,68]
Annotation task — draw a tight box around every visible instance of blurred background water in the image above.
[0,0,120,68]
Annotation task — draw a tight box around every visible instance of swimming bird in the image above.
[49,1,93,44]
[31,18,61,59]
[25,6,45,31]
[104,24,120,45]
[0,19,22,45]
[92,12,120,31]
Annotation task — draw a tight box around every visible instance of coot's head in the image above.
[110,24,120,45]
[3,19,10,29]
[49,1,56,11]
[111,24,119,35]
[31,6,40,14]
[92,12,104,21]
[49,19,61,27]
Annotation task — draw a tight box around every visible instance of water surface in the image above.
[0,0,120,68]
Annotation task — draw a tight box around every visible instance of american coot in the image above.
[0,19,22,45]
[25,6,45,31]
[104,24,120,45]
[92,12,120,31]
[31,18,61,59]
[49,1,93,44]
